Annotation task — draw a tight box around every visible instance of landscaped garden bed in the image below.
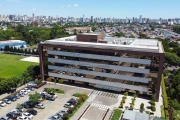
[44,88,65,94]
[65,93,88,120]
[110,109,122,120]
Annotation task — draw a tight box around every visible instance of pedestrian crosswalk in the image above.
[91,102,109,110]
[92,90,119,98]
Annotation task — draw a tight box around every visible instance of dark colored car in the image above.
[27,86,34,91]
[6,112,17,119]
[27,109,37,115]
[67,98,78,105]
[7,96,17,102]
[23,101,36,108]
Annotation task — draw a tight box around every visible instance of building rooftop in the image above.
[123,110,149,120]
[43,37,164,53]
[0,40,26,45]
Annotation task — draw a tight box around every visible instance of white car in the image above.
[24,88,31,93]
[34,103,45,109]
[0,101,6,107]
[17,115,29,120]
[22,112,33,119]
[3,99,12,104]
[20,90,28,95]
[64,103,74,108]
[23,90,28,94]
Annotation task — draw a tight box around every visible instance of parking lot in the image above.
[0,83,92,120]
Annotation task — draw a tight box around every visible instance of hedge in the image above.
[162,75,169,120]
[161,105,165,118]
[162,75,168,109]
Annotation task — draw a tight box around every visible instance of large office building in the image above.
[39,33,164,101]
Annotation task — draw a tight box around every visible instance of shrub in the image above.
[130,104,134,110]
[122,99,125,103]
[133,94,137,98]
[35,79,42,84]
[44,88,65,94]
[124,92,128,96]
[151,105,156,112]
[151,95,156,101]
[120,102,124,108]
[73,93,83,98]
[146,111,150,114]
[123,96,127,99]
[58,79,63,84]
[150,100,155,106]
[140,103,144,109]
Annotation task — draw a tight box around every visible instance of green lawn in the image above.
[0,53,38,78]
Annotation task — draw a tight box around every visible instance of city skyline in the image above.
[0,0,179,19]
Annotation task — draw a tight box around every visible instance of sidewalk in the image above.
[0,84,27,100]
[70,101,90,120]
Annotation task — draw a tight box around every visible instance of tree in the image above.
[165,52,180,65]
[169,41,179,47]
[29,92,40,104]
[129,34,135,38]
[115,32,125,37]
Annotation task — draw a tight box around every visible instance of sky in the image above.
[0,0,179,19]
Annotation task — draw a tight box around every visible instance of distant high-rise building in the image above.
[91,16,93,23]
[139,15,142,23]
[126,17,128,23]
[82,14,85,22]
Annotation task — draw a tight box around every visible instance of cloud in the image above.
[0,4,2,7]
[60,6,63,8]
[32,8,36,11]
[68,5,71,7]
[74,4,78,7]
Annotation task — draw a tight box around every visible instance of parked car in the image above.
[64,103,74,108]
[18,92,25,97]
[22,112,33,120]
[0,116,11,120]
[59,109,68,114]
[0,101,6,107]
[15,106,25,112]
[27,109,37,115]
[34,103,45,109]
[48,93,57,98]
[7,96,17,102]
[56,112,64,118]
[3,99,12,104]
[23,101,35,108]
[20,90,28,95]
[6,112,17,119]
[17,116,29,120]
[24,88,31,93]
[48,115,60,120]
[45,95,56,101]
[67,98,78,105]
[15,93,21,99]
[27,86,34,91]
[11,109,21,116]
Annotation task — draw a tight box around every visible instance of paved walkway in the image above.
[70,101,90,120]
[0,84,27,100]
